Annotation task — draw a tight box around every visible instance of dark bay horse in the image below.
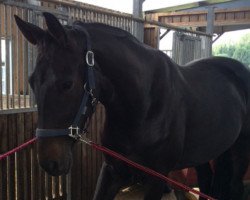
[15,12,250,200]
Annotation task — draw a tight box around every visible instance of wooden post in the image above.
[206,6,214,57]
[206,6,215,35]
[133,0,144,18]
[133,0,145,41]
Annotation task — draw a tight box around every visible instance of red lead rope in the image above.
[0,137,216,200]
[0,138,37,161]
[89,141,217,200]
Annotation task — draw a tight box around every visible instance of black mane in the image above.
[72,21,134,39]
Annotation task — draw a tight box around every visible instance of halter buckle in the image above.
[68,126,81,140]
[86,51,94,67]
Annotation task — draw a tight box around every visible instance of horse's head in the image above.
[14,13,98,176]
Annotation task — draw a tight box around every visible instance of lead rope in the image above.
[0,136,215,200]
[75,135,216,200]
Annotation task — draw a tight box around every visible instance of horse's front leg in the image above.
[93,161,129,200]
[195,163,213,200]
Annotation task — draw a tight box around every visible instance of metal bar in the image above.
[160,29,170,40]
[3,0,68,17]
[145,19,212,37]
[4,5,10,109]
[41,0,132,19]
[28,9,33,108]
[0,4,3,109]
[0,107,37,114]
[23,9,28,108]
[212,33,223,43]
[16,7,21,109]
[10,7,15,109]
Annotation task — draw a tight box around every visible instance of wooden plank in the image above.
[16,112,26,199]
[7,114,17,200]
[173,15,181,23]
[61,175,67,199]
[234,11,244,20]
[246,11,250,19]
[0,115,8,200]
[199,14,206,22]
[24,112,36,200]
[95,105,103,193]
[90,114,96,196]
[190,15,199,22]
[181,15,190,23]
[149,8,250,30]
[46,173,53,200]
[81,139,88,200]
[71,143,81,200]
[54,176,60,198]
[225,12,235,20]
[40,168,46,200]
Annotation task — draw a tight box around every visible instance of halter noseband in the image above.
[36,25,97,139]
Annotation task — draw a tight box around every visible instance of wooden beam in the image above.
[146,7,250,34]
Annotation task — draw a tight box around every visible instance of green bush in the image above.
[213,33,250,67]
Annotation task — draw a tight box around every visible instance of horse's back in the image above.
[177,56,250,167]
[183,56,250,114]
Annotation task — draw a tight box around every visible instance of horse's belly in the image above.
[176,109,244,168]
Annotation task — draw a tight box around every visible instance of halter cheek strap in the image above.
[36,26,97,139]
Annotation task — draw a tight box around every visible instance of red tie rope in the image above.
[89,141,216,200]
[0,137,37,161]
[0,137,216,199]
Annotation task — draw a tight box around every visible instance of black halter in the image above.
[36,26,97,139]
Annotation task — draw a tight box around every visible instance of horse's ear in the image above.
[43,12,67,46]
[14,15,45,45]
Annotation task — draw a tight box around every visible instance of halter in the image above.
[36,26,97,139]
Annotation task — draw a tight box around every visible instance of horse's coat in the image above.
[15,13,250,200]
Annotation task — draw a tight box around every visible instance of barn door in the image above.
[172,32,203,65]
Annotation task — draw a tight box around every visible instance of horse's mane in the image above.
[72,21,141,43]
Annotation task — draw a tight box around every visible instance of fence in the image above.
[0,104,105,200]
[144,16,212,65]
[0,0,144,111]
[172,32,212,65]
[0,111,69,200]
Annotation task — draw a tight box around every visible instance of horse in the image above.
[15,12,250,200]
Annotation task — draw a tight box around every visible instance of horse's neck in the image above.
[93,36,149,121]
[90,29,182,150]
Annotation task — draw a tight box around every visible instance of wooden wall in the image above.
[144,26,159,49]
[0,104,105,200]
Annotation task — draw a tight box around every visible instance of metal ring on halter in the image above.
[86,51,95,66]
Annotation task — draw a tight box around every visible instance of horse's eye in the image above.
[61,81,74,91]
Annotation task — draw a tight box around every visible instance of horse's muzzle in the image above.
[39,159,71,176]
